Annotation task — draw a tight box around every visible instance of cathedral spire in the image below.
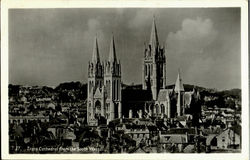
[149,16,159,48]
[174,69,184,92]
[109,34,117,62]
[92,35,100,63]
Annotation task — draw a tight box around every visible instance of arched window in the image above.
[156,104,159,115]
[145,65,147,76]
[151,64,153,76]
[150,104,154,114]
[116,79,119,100]
[113,80,115,99]
[95,100,101,114]
[161,104,165,114]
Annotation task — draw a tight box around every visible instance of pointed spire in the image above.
[174,69,184,92]
[109,34,117,62]
[149,16,159,48]
[92,35,100,63]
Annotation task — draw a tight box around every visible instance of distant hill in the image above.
[55,81,87,102]
[165,84,208,92]
[55,81,83,91]
[9,82,241,104]
[217,88,241,99]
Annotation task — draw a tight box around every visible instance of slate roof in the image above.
[157,89,170,101]
[165,128,196,134]
[206,134,217,145]
[161,135,187,144]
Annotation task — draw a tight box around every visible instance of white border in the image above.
[1,0,249,160]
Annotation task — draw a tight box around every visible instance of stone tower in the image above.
[87,36,104,124]
[104,35,122,122]
[142,17,166,100]
[175,69,185,116]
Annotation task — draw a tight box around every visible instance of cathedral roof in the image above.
[92,36,100,63]
[108,35,117,62]
[149,16,159,49]
[174,69,185,92]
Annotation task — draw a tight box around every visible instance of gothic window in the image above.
[151,64,153,76]
[148,64,150,76]
[106,103,110,112]
[116,79,119,100]
[114,80,116,100]
[160,79,163,88]
[145,65,147,76]
[112,80,115,99]
[118,80,120,99]
[156,104,159,115]
[89,82,91,93]
[161,104,165,114]
[150,105,154,114]
[95,100,101,114]
[107,80,110,98]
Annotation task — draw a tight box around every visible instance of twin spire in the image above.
[91,34,117,63]
[92,16,158,63]
[109,35,117,62]
[92,36,100,63]
[149,16,159,48]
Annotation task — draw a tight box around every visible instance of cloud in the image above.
[166,17,219,88]
[128,9,156,29]
[83,18,104,43]
[166,17,217,57]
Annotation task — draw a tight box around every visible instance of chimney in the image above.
[185,132,188,143]
[129,109,133,118]
[138,110,142,118]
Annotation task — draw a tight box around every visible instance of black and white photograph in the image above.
[1,0,249,160]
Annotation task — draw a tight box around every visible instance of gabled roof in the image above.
[206,134,217,145]
[94,87,102,98]
[176,115,188,121]
[157,89,170,101]
[161,135,187,144]
[165,128,196,134]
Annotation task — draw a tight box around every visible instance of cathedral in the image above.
[87,17,200,125]
[87,35,122,125]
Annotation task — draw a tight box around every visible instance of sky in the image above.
[9,8,241,90]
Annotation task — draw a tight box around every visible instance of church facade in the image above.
[87,17,199,125]
[87,36,122,125]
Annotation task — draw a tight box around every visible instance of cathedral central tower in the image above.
[142,17,167,100]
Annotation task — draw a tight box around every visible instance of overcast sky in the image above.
[9,8,241,90]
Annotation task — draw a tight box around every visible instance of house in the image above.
[159,128,196,152]
[215,127,241,149]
